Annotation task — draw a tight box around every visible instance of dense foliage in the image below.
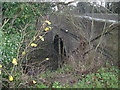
[2,2,54,87]
[2,2,54,34]
[1,2,119,88]
[2,2,54,63]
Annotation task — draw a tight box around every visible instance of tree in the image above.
[105,2,120,14]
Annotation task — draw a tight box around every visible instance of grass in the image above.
[34,66,119,88]
[71,67,119,88]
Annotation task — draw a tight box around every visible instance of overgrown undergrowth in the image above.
[2,32,119,88]
[1,2,119,88]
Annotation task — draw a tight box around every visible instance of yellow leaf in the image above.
[44,27,52,31]
[45,58,49,60]
[12,58,17,65]
[39,36,44,41]
[31,43,37,47]
[22,52,26,55]
[45,27,50,31]
[45,20,51,25]
[32,80,36,84]
[9,75,13,81]
[49,27,52,29]
[0,65,2,68]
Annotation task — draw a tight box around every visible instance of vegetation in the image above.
[105,2,120,14]
[1,2,119,88]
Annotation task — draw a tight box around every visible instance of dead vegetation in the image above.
[20,7,118,79]
[2,2,119,88]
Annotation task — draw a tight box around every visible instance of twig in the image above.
[90,23,118,42]
[0,19,9,30]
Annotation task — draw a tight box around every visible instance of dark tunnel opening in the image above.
[54,35,66,57]
[54,35,59,54]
